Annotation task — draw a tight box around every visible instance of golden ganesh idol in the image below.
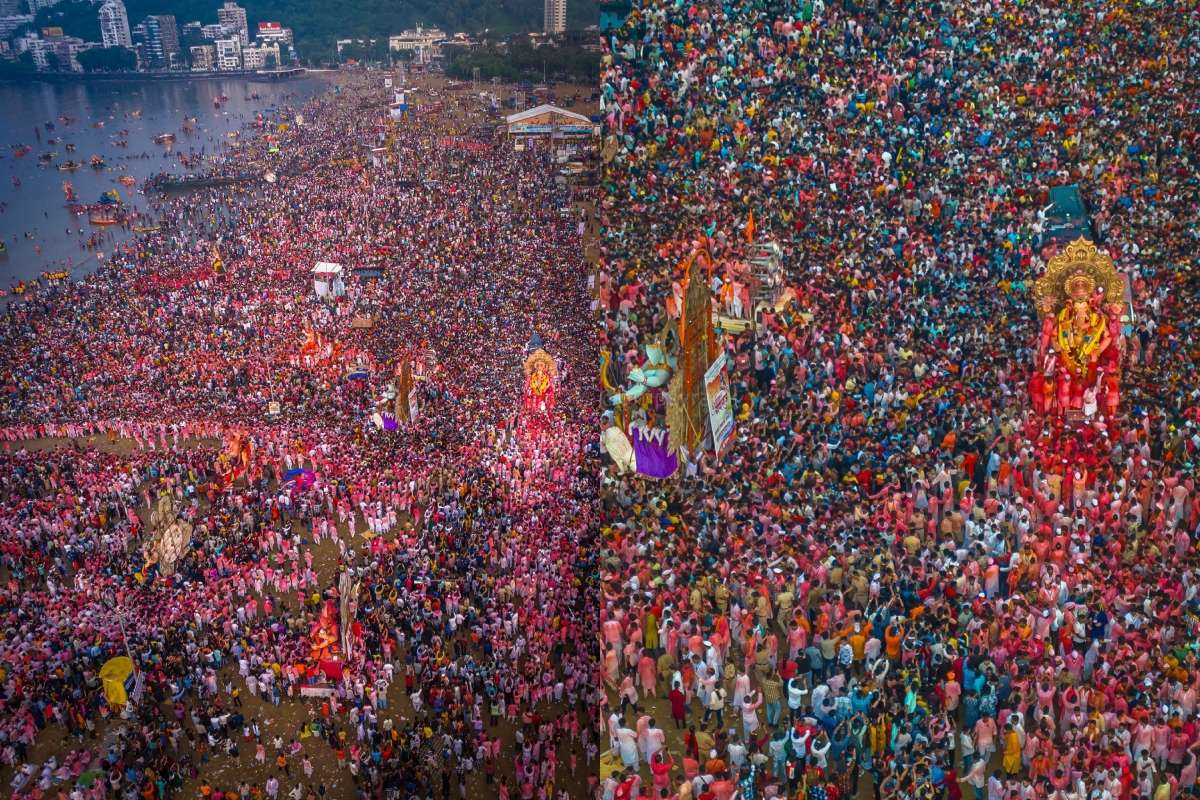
[1032,239,1125,420]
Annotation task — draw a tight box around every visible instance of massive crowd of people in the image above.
[0,74,599,800]
[598,1,1200,800]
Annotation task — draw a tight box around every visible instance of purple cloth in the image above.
[631,424,678,479]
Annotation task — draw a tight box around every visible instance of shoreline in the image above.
[0,67,310,84]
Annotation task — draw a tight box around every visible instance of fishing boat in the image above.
[118,175,136,186]
[89,210,119,225]
[57,160,81,171]
[153,132,175,145]
[90,155,105,169]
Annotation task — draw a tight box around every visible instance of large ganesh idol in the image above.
[1031,239,1126,420]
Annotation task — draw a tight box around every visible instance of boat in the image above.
[153,132,175,145]
[57,161,81,171]
[0,241,6,255]
[41,271,69,281]
[130,110,142,119]
[65,143,76,152]
[132,225,159,233]
[118,175,136,186]
[89,211,118,225]
[93,121,104,128]
[13,281,26,295]
[38,152,56,163]
[90,155,105,169]
[12,145,31,157]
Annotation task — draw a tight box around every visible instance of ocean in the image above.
[0,74,328,287]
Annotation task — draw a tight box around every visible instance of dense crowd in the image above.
[598,1,1200,799]
[0,74,599,800]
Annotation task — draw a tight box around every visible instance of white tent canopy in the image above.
[312,262,345,298]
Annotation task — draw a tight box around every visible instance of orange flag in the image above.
[745,210,756,242]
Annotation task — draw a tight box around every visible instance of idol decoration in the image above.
[1031,238,1125,421]
[523,348,558,416]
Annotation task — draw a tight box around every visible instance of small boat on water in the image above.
[130,110,142,119]
[38,152,56,163]
[57,160,81,171]
[93,121,104,128]
[65,143,77,152]
[12,145,31,157]
[132,225,159,233]
[12,281,26,295]
[89,210,119,225]
[41,271,70,281]
[118,175,136,186]
[90,155,105,169]
[153,132,175,145]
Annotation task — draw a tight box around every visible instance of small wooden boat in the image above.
[90,155,105,169]
[153,132,175,145]
[118,175,136,186]
[57,160,81,171]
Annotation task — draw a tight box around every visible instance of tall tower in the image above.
[543,0,566,34]
[217,1,249,46]
[98,0,132,48]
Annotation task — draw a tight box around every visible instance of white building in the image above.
[0,13,32,39]
[98,0,132,48]
[256,21,292,46]
[240,42,278,69]
[214,36,240,69]
[387,25,445,61]
[216,1,248,46]
[189,44,215,70]
[21,32,88,71]
[543,0,566,34]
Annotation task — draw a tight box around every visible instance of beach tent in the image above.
[312,262,343,298]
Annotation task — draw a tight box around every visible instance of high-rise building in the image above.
[98,0,132,48]
[99,0,131,49]
[142,15,179,67]
[543,0,566,34]
[216,1,248,46]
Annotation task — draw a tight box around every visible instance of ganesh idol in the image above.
[1032,239,1126,420]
